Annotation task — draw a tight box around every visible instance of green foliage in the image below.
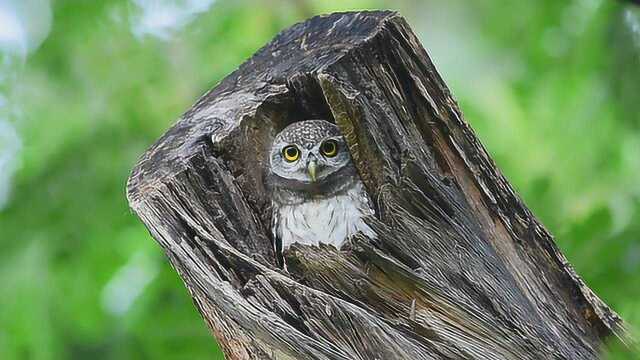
[0,0,638,359]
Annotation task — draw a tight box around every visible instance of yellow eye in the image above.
[282,145,300,162]
[320,140,338,157]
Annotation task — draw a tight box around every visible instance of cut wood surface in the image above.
[126,10,630,359]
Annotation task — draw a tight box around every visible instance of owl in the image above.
[267,119,376,257]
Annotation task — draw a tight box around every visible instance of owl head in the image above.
[268,120,354,193]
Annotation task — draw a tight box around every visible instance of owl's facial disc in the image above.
[268,120,358,195]
[269,136,352,188]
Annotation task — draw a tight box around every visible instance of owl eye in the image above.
[320,139,338,157]
[282,145,300,162]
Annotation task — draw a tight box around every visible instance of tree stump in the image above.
[126,11,630,359]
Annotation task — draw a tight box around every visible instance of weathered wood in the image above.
[127,11,631,359]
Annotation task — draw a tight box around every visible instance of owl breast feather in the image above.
[274,181,375,250]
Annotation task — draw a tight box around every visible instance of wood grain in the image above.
[127,11,630,359]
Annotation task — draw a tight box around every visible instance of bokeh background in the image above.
[0,0,638,359]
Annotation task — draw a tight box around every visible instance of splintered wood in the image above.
[127,11,630,359]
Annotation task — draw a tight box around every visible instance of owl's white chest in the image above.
[275,182,375,250]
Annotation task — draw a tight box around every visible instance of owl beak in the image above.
[307,159,318,182]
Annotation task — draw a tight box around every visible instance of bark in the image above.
[126,11,630,359]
